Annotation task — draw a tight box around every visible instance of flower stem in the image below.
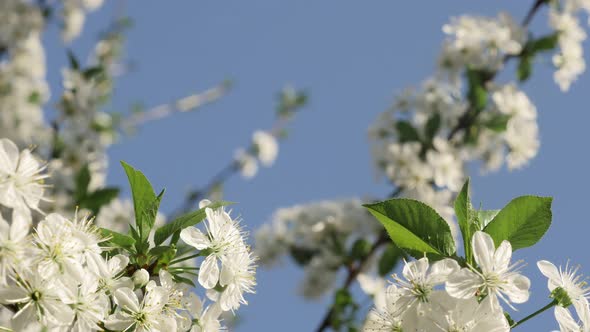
[511,299,557,329]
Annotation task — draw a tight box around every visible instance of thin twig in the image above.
[120,81,230,129]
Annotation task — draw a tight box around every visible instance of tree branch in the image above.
[313,2,547,331]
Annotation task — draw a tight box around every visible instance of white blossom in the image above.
[446,231,530,310]
[0,138,47,212]
[538,260,590,316]
[252,130,278,166]
[105,284,176,332]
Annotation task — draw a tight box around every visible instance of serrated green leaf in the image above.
[364,199,455,259]
[477,209,500,229]
[121,161,160,247]
[395,121,421,143]
[483,196,552,250]
[100,228,135,250]
[153,201,233,246]
[455,179,475,264]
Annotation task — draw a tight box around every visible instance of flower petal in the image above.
[504,274,530,304]
[445,268,480,299]
[198,255,220,289]
[180,227,210,250]
[113,287,140,313]
[472,231,495,273]
[536,260,560,291]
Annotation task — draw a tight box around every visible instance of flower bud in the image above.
[133,268,150,287]
[199,199,212,209]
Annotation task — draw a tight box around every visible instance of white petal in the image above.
[109,254,130,275]
[113,287,140,313]
[144,286,169,312]
[472,231,495,272]
[159,269,174,290]
[180,227,210,250]
[104,312,134,331]
[403,257,429,282]
[493,240,512,271]
[198,255,220,289]
[11,302,37,331]
[537,260,561,291]
[0,139,19,173]
[9,209,31,241]
[219,261,234,287]
[0,288,29,304]
[445,268,481,299]
[428,258,460,285]
[555,307,580,332]
[504,274,530,304]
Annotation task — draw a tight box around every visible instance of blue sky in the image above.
[43,1,590,331]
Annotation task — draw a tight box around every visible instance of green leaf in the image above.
[83,66,104,80]
[349,239,371,261]
[149,245,177,266]
[67,50,80,70]
[454,179,476,264]
[483,196,552,250]
[482,114,511,132]
[364,199,456,259]
[290,246,318,266]
[100,228,135,250]
[153,201,233,246]
[121,161,160,245]
[517,55,533,82]
[79,187,119,214]
[476,209,499,229]
[378,243,402,276]
[530,33,559,53]
[466,68,489,112]
[74,165,91,201]
[28,91,41,105]
[170,273,196,287]
[424,113,441,142]
[395,121,421,143]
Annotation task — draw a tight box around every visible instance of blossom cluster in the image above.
[253,2,590,330]
[363,231,590,332]
[255,199,381,298]
[0,138,257,331]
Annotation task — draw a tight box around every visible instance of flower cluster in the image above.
[0,138,256,331]
[253,3,590,331]
[549,0,590,91]
[255,199,381,298]
[363,231,590,332]
[0,0,48,148]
